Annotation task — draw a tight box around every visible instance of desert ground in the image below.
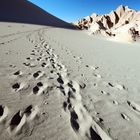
[0,21,140,140]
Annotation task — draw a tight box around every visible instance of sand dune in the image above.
[0,0,75,29]
[0,1,140,140]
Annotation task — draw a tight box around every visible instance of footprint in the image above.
[97,117,104,125]
[9,111,26,134]
[89,126,102,140]
[37,57,42,61]
[67,81,81,101]
[0,105,9,123]
[13,70,22,76]
[37,82,43,87]
[121,113,130,121]
[32,83,47,95]
[80,83,86,89]
[12,83,20,91]
[33,71,44,79]
[24,105,32,116]
[26,57,31,60]
[29,63,37,68]
[33,86,39,94]
[57,76,64,85]
[101,90,109,95]
[57,85,66,96]
[127,101,140,113]
[0,106,4,117]
[23,62,30,67]
[24,105,38,120]
[93,83,97,87]
[12,82,29,92]
[30,53,35,56]
[108,82,114,87]
[115,84,125,90]
[63,102,67,111]
[94,74,101,78]
[41,62,48,68]
[90,66,99,70]
[108,82,125,90]
[26,57,34,61]
[8,104,39,135]
[68,90,76,99]
[112,100,119,105]
[70,110,79,131]
[9,65,16,68]
[10,111,23,129]
[0,42,5,45]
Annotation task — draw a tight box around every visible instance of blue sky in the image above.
[28,0,140,22]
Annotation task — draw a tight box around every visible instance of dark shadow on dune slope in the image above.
[0,0,76,29]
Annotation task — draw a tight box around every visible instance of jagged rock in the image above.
[128,27,139,41]
[74,5,140,42]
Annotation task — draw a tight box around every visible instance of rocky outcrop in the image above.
[75,5,140,41]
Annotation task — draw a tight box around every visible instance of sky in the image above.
[28,0,140,22]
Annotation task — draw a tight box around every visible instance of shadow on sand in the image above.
[0,0,76,29]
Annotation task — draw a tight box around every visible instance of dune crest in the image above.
[0,0,75,29]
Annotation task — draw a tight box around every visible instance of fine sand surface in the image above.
[0,22,140,140]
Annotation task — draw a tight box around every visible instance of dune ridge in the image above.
[0,0,75,29]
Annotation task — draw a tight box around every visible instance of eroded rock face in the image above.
[75,5,140,41]
[128,27,139,41]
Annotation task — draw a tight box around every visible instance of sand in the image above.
[0,0,75,29]
[0,1,140,139]
[0,21,140,140]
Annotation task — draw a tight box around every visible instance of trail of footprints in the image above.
[84,64,132,124]
[0,104,38,136]
[39,31,140,139]
[2,30,137,139]
[50,34,140,137]
[28,34,111,139]
[56,65,107,139]
[1,35,61,136]
[32,38,111,139]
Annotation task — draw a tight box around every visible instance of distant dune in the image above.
[75,5,140,42]
[0,0,75,29]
